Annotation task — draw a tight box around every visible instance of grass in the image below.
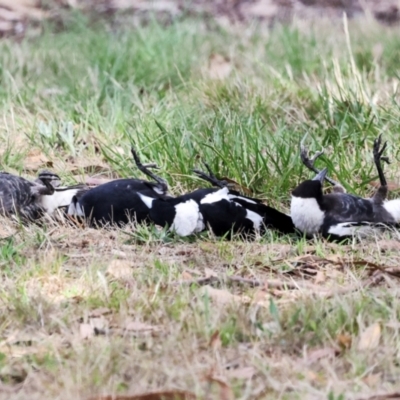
[1,10,400,399]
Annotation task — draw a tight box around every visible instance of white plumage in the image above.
[290,196,324,235]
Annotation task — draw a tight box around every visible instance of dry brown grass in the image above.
[0,216,399,399]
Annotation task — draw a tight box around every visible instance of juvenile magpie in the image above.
[67,148,171,227]
[137,164,295,237]
[0,170,86,222]
[290,134,398,239]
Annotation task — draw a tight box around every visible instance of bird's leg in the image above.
[300,144,342,187]
[372,134,390,204]
[193,162,228,189]
[373,134,390,187]
[131,147,168,188]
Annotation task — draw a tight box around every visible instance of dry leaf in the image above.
[124,321,161,333]
[207,54,232,80]
[181,271,193,280]
[88,390,197,400]
[0,0,48,19]
[209,330,221,351]
[241,0,278,19]
[0,219,17,239]
[305,347,337,363]
[251,288,270,305]
[219,177,252,195]
[337,333,352,349]
[204,267,218,278]
[106,259,133,280]
[24,152,52,171]
[314,270,326,284]
[89,307,112,318]
[356,393,400,400]
[363,373,381,387]
[0,19,13,32]
[204,376,234,400]
[200,285,248,306]
[226,366,256,380]
[376,240,400,251]
[358,323,381,350]
[52,157,109,175]
[370,180,400,192]
[80,323,94,340]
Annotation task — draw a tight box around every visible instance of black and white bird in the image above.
[290,134,400,239]
[67,148,171,227]
[137,164,295,238]
[0,170,87,222]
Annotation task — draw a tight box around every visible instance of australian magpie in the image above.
[137,163,295,237]
[67,148,171,227]
[0,170,86,222]
[290,134,399,239]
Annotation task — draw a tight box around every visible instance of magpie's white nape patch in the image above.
[290,196,324,235]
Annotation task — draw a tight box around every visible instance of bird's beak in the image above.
[312,168,328,183]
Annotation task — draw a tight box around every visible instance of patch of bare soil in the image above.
[0,0,399,37]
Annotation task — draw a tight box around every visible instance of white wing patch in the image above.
[327,222,384,238]
[290,196,324,235]
[200,187,229,204]
[384,199,400,223]
[245,209,263,232]
[171,200,203,236]
[228,194,257,205]
[39,188,80,214]
[137,193,155,209]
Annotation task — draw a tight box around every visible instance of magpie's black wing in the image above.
[228,194,295,235]
[75,178,168,226]
[199,199,251,237]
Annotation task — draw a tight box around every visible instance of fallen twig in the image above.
[356,392,400,400]
[169,276,219,287]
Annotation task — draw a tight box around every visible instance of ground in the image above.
[0,7,400,400]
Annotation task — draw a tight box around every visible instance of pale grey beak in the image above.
[312,168,328,183]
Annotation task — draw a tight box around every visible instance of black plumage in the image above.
[68,148,170,227]
[193,165,295,236]
[137,164,295,238]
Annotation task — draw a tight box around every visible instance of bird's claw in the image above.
[131,146,167,186]
[193,163,228,189]
[300,145,325,172]
[373,134,391,164]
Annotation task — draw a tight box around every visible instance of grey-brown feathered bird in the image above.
[0,170,87,222]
